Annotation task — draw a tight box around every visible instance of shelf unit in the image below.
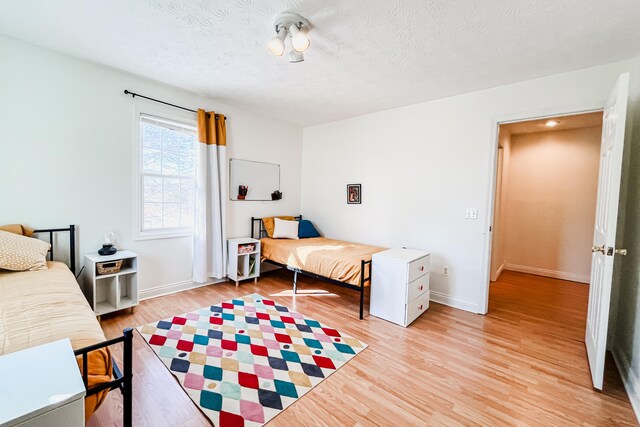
[227,238,261,286]
[83,250,138,317]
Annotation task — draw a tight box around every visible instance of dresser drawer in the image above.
[406,274,429,303]
[408,255,430,282]
[406,290,430,326]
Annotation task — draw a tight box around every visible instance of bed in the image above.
[0,226,133,426]
[251,217,385,319]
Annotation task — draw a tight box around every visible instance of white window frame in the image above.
[133,106,198,241]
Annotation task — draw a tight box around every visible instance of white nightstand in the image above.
[370,248,431,327]
[83,250,139,317]
[0,339,86,426]
[227,238,261,286]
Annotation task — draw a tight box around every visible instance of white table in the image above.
[0,339,86,427]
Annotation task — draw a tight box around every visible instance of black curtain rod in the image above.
[123,90,226,120]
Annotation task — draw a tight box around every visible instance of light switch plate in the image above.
[465,208,478,219]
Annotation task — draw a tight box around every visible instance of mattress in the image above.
[261,237,385,286]
[0,261,111,420]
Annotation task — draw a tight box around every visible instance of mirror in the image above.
[229,159,280,201]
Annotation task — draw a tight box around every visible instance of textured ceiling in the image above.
[1,0,640,126]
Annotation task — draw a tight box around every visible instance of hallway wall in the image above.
[490,129,511,281]
[501,126,602,283]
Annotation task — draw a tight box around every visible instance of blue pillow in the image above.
[298,220,321,238]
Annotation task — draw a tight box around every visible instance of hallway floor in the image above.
[489,270,635,423]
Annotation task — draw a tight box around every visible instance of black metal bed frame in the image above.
[251,216,372,320]
[32,225,133,427]
[33,225,76,274]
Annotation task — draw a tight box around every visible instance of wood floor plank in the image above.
[88,269,638,426]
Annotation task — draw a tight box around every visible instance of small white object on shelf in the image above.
[83,250,139,317]
[370,247,431,327]
[0,338,86,426]
[228,238,261,286]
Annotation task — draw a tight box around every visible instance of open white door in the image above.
[586,72,629,390]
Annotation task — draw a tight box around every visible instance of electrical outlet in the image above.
[465,208,478,220]
[443,266,449,276]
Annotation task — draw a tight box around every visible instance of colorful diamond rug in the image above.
[137,293,367,427]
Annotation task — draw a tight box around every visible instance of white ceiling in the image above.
[1,0,639,126]
[502,111,603,135]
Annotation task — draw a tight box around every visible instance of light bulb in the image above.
[289,24,310,52]
[289,49,304,63]
[105,230,115,245]
[267,27,287,56]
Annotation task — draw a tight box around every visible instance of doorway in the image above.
[489,112,603,288]
[481,73,630,391]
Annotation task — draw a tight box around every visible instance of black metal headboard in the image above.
[32,224,76,274]
[251,216,301,239]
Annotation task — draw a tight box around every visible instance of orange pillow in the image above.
[262,216,295,237]
[0,224,35,236]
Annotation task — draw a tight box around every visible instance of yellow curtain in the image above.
[197,109,227,146]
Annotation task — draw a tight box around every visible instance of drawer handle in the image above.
[419,304,423,310]
[420,266,424,271]
[419,285,423,290]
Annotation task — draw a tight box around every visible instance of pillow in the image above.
[298,220,321,238]
[262,216,295,237]
[0,224,35,236]
[272,218,299,239]
[0,230,50,271]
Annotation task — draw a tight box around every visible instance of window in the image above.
[137,114,197,238]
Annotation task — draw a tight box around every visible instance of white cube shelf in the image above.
[228,238,260,286]
[83,250,139,317]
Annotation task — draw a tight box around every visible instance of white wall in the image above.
[501,127,601,283]
[611,59,640,422]
[301,58,640,314]
[0,36,302,297]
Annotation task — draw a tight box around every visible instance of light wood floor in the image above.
[89,269,638,426]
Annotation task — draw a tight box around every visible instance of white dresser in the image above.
[0,339,86,426]
[370,248,430,327]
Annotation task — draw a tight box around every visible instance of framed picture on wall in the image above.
[347,184,361,204]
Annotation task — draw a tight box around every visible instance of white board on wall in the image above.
[229,158,280,201]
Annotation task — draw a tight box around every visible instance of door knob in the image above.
[592,245,606,254]
[615,248,628,256]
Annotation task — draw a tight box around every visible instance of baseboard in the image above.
[504,263,589,284]
[429,290,481,313]
[140,278,225,300]
[612,346,640,423]
[491,263,505,281]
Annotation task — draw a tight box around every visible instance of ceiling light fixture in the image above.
[544,120,560,127]
[267,27,287,56]
[267,12,311,63]
[289,24,310,52]
[289,49,304,63]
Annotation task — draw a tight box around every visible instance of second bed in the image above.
[252,217,385,319]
